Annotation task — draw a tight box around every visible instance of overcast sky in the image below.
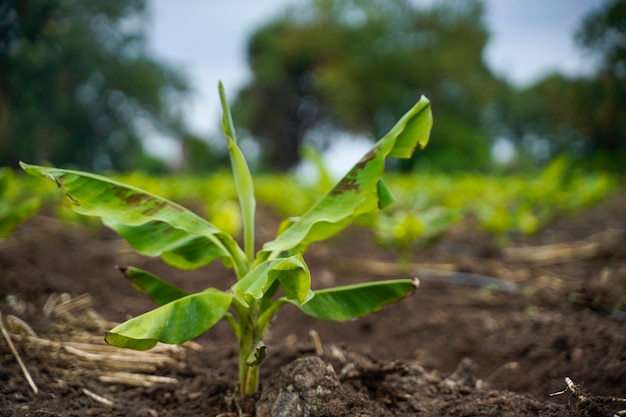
[145,0,604,167]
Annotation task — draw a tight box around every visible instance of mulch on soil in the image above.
[1,193,625,416]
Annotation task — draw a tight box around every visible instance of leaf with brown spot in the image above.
[260,95,432,258]
[19,163,247,276]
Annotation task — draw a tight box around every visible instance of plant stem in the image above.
[239,353,260,396]
[237,300,262,396]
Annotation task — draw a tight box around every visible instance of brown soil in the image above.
[1,193,625,416]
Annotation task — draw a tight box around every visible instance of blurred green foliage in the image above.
[371,204,461,272]
[0,0,189,172]
[2,0,624,174]
[15,158,615,247]
[0,167,40,238]
[234,0,626,173]
[486,0,626,171]
[383,156,616,246]
[572,0,626,170]
[235,0,497,171]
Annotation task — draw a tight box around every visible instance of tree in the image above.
[235,0,499,171]
[487,74,590,169]
[0,0,188,172]
[181,132,229,174]
[491,0,626,171]
[573,0,626,169]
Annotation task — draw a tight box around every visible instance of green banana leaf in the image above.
[118,266,189,305]
[294,279,418,321]
[231,253,313,307]
[260,96,432,258]
[19,162,248,277]
[105,288,233,350]
[219,81,256,262]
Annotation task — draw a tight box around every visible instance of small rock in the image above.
[447,357,478,388]
[256,356,340,417]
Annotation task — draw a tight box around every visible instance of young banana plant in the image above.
[21,82,433,396]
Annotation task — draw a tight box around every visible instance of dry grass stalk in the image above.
[82,388,115,407]
[5,293,189,386]
[0,311,38,394]
[4,294,188,390]
[339,257,456,275]
[98,371,178,387]
[63,343,177,365]
[309,329,324,356]
[504,229,624,265]
[11,333,177,373]
[5,314,38,336]
[52,293,93,316]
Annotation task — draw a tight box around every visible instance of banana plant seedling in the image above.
[373,205,460,274]
[21,82,432,396]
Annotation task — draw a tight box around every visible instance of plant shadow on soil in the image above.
[1,193,626,416]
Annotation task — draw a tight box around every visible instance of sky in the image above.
[145,0,605,170]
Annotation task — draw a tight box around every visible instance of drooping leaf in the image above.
[260,96,432,258]
[105,288,233,350]
[105,219,231,270]
[231,253,313,307]
[19,162,248,276]
[219,81,256,262]
[118,266,189,305]
[293,279,418,321]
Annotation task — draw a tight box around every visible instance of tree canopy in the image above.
[488,0,626,171]
[235,0,500,172]
[4,0,622,174]
[0,0,189,172]
[573,0,626,169]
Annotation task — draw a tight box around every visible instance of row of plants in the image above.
[1,154,616,247]
[379,156,616,245]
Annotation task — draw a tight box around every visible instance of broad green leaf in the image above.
[260,96,432,257]
[105,288,233,350]
[118,266,189,305]
[20,162,248,276]
[293,279,418,321]
[105,219,231,270]
[231,253,313,307]
[219,81,256,262]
